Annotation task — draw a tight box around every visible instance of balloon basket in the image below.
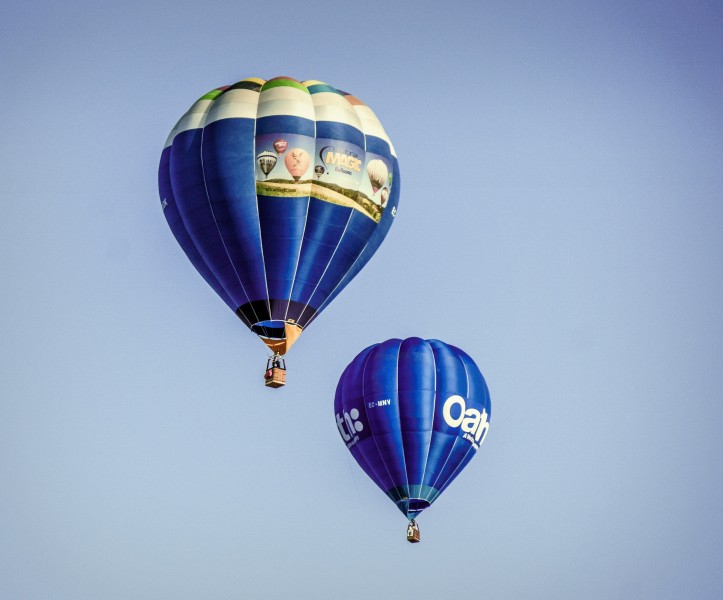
[264,354,286,388]
[406,520,420,543]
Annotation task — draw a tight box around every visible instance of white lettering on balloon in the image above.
[442,395,490,450]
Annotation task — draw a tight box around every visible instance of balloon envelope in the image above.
[335,338,491,520]
[158,77,399,355]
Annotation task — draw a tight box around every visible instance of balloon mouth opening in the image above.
[396,497,431,518]
[251,320,287,339]
[406,498,431,513]
[252,319,304,356]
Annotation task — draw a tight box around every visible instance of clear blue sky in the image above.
[2,1,722,598]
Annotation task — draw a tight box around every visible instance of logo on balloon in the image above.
[336,408,364,448]
[320,144,362,176]
[442,395,490,450]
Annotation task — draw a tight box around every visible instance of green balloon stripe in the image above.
[261,78,310,94]
[199,89,225,101]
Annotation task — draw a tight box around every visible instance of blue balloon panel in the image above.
[334,338,491,520]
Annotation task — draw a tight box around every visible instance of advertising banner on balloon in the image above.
[255,132,393,224]
[255,133,315,184]
[313,140,393,223]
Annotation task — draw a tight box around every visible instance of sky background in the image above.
[2,1,722,598]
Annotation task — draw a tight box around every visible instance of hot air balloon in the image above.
[284,147,310,181]
[335,338,491,541]
[257,151,277,178]
[366,159,388,194]
[380,187,389,207]
[273,138,288,154]
[314,165,325,179]
[158,76,400,386]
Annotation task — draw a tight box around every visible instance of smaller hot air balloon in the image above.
[380,187,389,207]
[284,148,310,181]
[273,138,288,154]
[314,165,325,179]
[366,159,388,194]
[257,151,277,178]
[335,338,491,542]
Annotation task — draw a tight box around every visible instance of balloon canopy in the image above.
[158,77,399,356]
[335,338,491,520]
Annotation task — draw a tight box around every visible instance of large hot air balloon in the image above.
[158,77,400,386]
[335,338,491,541]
